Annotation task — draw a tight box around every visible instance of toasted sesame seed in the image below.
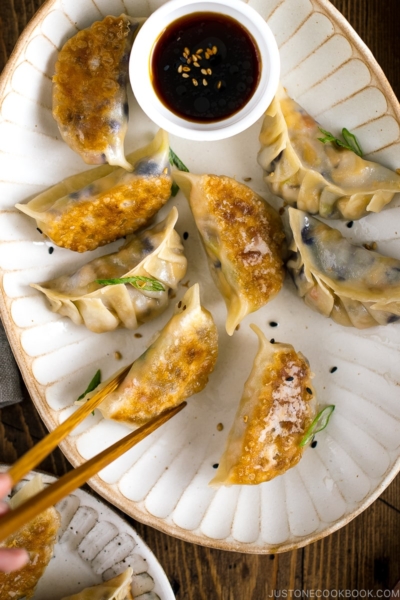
[114,351,122,360]
[134,333,142,338]
[201,68,207,75]
[178,65,183,73]
[197,48,203,53]
[192,78,198,86]
[207,68,212,75]
[182,73,189,78]
[205,52,211,59]
[187,57,192,64]
[217,80,222,89]
[202,78,208,86]
[184,47,190,54]
[243,177,252,182]
[217,423,224,431]
[212,45,218,54]
[182,66,191,72]
[193,61,200,67]
[192,54,197,61]
[183,52,189,59]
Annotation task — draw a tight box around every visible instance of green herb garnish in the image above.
[96,275,165,292]
[169,147,189,197]
[299,405,335,447]
[318,127,363,157]
[77,370,101,414]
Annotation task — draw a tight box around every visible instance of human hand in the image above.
[0,473,29,572]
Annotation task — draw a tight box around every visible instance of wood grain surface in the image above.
[1,1,400,598]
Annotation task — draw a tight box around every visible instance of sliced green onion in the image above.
[96,276,165,292]
[77,370,101,414]
[318,127,363,157]
[169,147,189,196]
[299,405,335,447]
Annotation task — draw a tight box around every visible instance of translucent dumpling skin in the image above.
[258,86,400,220]
[61,568,134,600]
[31,208,187,333]
[287,208,400,328]
[16,130,172,252]
[0,476,60,600]
[53,15,143,170]
[174,172,285,335]
[210,326,316,486]
[96,284,218,427]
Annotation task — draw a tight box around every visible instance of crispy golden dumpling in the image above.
[90,284,218,427]
[258,86,400,220]
[16,130,172,252]
[31,208,187,333]
[210,326,316,486]
[0,475,60,600]
[53,15,144,170]
[287,207,400,328]
[174,172,285,335]
[61,568,134,600]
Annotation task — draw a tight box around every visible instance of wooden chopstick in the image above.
[0,402,186,543]
[8,364,132,487]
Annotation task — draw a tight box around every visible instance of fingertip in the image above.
[0,473,12,497]
[0,548,30,573]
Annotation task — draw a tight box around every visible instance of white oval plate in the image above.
[0,466,174,600]
[0,0,400,553]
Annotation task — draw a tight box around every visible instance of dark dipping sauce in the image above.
[151,12,261,123]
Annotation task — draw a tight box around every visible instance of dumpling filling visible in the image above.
[16,130,172,252]
[53,15,144,170]
[211,326,316,486]
[90,284,218,427]
[258,86,400,220]
[287,207,400,328]
[174,172,285,335]
[31,208,187,333]
[0,475,60,600]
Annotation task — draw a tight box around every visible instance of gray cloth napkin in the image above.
[0,320,23,407]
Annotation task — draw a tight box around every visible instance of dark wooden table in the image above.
[1,1,399,598]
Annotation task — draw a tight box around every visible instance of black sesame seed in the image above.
[178,301,182,308]
[346,221,354,228]
[270,554,275,560]
[306,387,312,394]
[48,247,54,254]
[164,65,170,71]
[269,321,278,327]
[311,440,318,448]
[213,463,219,469]
[36,227,43,234]
[286,376,294,382]
[330,366,338,373]
[183,231,189,240]
[182,305,187,311]
[270,338,275,344]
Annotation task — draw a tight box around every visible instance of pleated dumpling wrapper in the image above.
[0,475,60,600]
[53,15,144,170]
[287,208,400,328]
[210,326,316,486]
[31,208,187,333]
[85,284,218,427]
[173,172,285,335]
[16,130,172,252]
[61,568,134,600]
[258,86,400,220]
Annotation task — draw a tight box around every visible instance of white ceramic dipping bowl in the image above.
[130,0,280,141]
